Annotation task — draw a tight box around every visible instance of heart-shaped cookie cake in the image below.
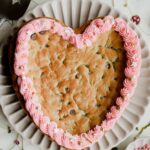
[12,16,141,149]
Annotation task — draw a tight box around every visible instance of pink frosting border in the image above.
[14,16,141,149]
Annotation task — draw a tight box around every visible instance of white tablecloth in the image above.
[0,0,150,149]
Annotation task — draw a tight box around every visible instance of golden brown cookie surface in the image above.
[27,28,125,134]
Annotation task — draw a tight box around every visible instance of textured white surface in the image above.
[0,0,150,150]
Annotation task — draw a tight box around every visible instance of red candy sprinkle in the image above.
[14,139,20,145]
[131,15,141,25]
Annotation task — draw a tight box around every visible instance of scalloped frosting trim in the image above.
[14,16,141,149]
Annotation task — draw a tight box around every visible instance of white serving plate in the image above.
[0,0,150,149]
[126,138,150,150]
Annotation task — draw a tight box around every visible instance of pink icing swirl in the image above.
[127,49,139,58]
[101,118,116,131]
[120,87,130,97]
[18,77,35,101]
[32,111,43,126]
[123,78,135,94]
[48,121,58,139]
[39,116,50,134]
[116,97,129,112]
[14,16,141,149]
[125,67,137,78]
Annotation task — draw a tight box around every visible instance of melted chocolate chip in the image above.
[85,64,89,69]
[75,74,80,79]
[62,59,66,64]
[68,102,71,105]
[58,55,61,59]
[31,33,37,40]
[41,72,44,77]
[100,96,106,100]
[106,62,111,69]
[65,87,70,93]
[63,115,68,118]
[96,104,101,107]
[45,44,49,48]
[114,77,118,81]
[70,109,76,115]
[101,74,104,79]
[39,31,46,35]
[84,113,88,116]
[96,51,101,55]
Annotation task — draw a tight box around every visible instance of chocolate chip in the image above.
[102,55,104,59]
[62,59,66,64]
[45,44,49,48]
[31,33,37,40]
[58,55,61,59]
[100,96,106,100]
[65,87,70,93]
[85,64,89,69]
[106,62,111,69]
[84,113,88,116]
[96,51,101,54]
[68,102,71,105]
[101,74,104,79]
[75,74,80,79]
[39,31,46,35]
[96,104,101,107]
[114,77,118,81]
[63,115,68,118]
[41,72,44,76]
[70,109,76,115]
